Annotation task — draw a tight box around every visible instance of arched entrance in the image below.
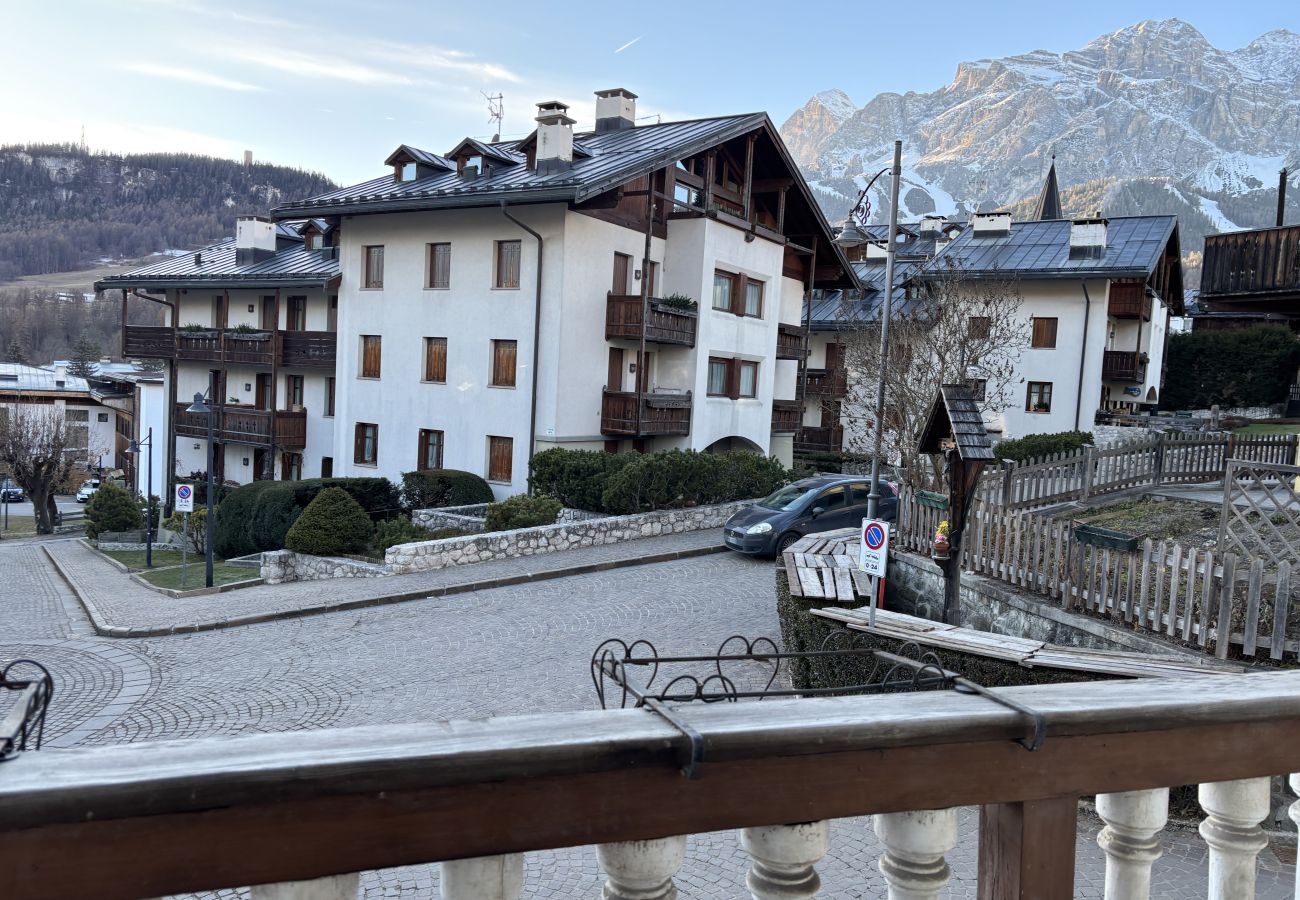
[704,436,763,454]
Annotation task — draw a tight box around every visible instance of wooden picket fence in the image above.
[983,433,1298,511]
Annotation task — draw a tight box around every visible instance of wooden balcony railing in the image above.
[776,323,807,360]
[173,403,307,449]
[600,389,691,437]
[803,367,847,397]
[1107,282,1150,319]
[795,424,844,453]
[771,399,801,434]
[1101,350,1146,382]
[123,326,336,368]
[5,671,1300,900]
[605,295,697,347]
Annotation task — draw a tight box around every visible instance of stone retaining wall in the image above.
[261,549,390,584]
[412,504,489,534]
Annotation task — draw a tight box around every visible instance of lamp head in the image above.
[834,219,867,248]
[125,441,140,455]
[186,392,211,414]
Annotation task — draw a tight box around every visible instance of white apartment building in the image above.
[0,363,121,473]
[269,89,856,497]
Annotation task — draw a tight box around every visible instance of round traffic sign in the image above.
[863,523,886,550]
[177,485,193,500]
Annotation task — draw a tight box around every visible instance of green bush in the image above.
[484,495,562,532]
[372,515,435,552]
[85,483,142,539]
[214,477,400,558]
[284,487,374,556]
[1162,326,1300,410]
[528,448,638,510]
[400,469,494,510]
[993,431,1094,464]
[708,451,790,504]
[163,507,208,554]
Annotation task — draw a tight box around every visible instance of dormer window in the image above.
[400,162,418,182]
[383,145,454,184]
[462,155,484,177]
[306,234,323,250]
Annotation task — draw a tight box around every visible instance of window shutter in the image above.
[734,274,748,315]
[354,424,363,463]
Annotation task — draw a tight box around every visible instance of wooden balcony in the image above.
[605,294,697,347]
[600,389,691,437]
[7,670,1300,900]
[123,326,336,368]
[771,399,801,434]
[803,367,847,397]
[174,403,307,450]
[776,323,807,360]
[1102,350,1146,382]
[1108,282,1150,319]
[795,424,844,453]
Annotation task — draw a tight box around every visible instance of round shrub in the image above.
[401,469,494,510]
[284,487,374,557]
[484,495,562,532]
[85,483,142,539]
[214,477,400,558]
[993,431,1093,464]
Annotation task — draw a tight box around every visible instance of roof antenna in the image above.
[483,92,504,143]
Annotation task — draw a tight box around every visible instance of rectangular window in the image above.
[737,360,758,398]
[1031,316,1059,349]
[320,456,333,478]
[1026,381,1053,413]
[363,245,384,289]
[286,296,307,331]
[968,316,991,339]
[282,452,302,481]
[487,435,513,483]
[968,378,988,402]
[286,375,304,408]
[743,280,763,317]
[325,377,335,416]
[354,422,378,465]
[707,357,729,396]
[494,240,521,289]
[423,337,448,383]
[427,242,451,289]
[360,335,382,378]
[613,252,631,295]
[491,339,517,387]
[417,429,444,470]
[712,271,734,311]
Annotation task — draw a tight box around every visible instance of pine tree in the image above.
[5,339,25,364]
[67,336,101,378]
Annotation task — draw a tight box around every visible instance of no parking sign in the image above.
[858,518,890,577]
[174,483,194,513]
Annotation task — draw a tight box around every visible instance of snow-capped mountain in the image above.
[782,19,1300,272]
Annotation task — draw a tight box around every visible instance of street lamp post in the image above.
[834,139,904,523]
[185,387,216,588]
[124,428,154,568]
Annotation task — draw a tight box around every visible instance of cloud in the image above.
[119,61,264,93]
[0,110,246,159]
[614,35,644,54]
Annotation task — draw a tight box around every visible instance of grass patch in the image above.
[100,548,191,569]
[0,516,37,535]
[138,562,256,590]
[1233,423,1300,435]
[1074,498,1220,544]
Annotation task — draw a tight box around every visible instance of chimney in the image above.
[919,215,948,234]
[243,150,253,167]
[972,211,1011,237]
[1069,217,1108,259]
[235,214,277,265]
[534,101,575,175]
[594,88,637,133]
[864,240,889,260]
[54,364,66,386]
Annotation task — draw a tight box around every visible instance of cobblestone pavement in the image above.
[45,530,724,634]
[1,538,1294,898]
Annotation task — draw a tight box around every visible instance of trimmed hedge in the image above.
[993,430,1093,464]
[527,449,637,511]
[1162,326,1300,410]
[484,495,562,532]
[85,483,142,539]
[400,469,494,511]
[284,487,374,556]
[372,515,435,552]
[214,477,400,558]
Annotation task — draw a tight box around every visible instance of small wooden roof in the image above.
[917,384,995,459]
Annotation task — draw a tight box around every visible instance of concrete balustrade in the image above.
[1199,777,1272,900]
[739,821,831,899]
[249,874,360,900]
[440,853,525,899]
[597,836,688,900]
[874,808,959,900]
[1096,788,1169,900]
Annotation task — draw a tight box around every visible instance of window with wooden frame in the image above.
[712,271,734,311]
[281,452,302,481]
[494,240,521,289]
[743,279,763,318]
[737,360,758,398]
[423,337,447,383]
[968,316,991,339]
[417,428,444,470]
[487,435,513,483]
[286,296,307,331]
[359,335,382,378]
[427,243,451,289]
[320,456,333,478]
[612,252,631,295]
[324,377,335,416]
[285,375,304,409]
[707,357,758,399]
[713,269,762,317]
[1026,381,1053,413]
[707,357,729,396]
[1031,316,1059,349]
[354,422,378,465]
[363,245,384,289]
[490,339,517,387]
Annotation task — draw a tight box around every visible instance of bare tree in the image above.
[0,400,79,533]
[836,260,1028,488]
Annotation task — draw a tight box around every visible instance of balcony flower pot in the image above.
[179,329,218,339]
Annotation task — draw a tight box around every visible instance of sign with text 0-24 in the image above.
[858,518,890,577]
[174,483,194,513]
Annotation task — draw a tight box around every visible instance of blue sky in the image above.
[3,0,1297,185]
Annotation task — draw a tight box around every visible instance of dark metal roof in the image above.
[1200,224,1300,302]
[445,137,522,166]
[94,239,340,291]
[922,216,1177,281]
[805,260,925,330]
[384,144,454,169]
[918,385,995,459]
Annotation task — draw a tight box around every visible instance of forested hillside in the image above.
[0,144,337,280]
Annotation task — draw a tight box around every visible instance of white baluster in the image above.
[441,853,524,899]
[250,874,360,900]
[1096,788,1169,900]
[597,835,688,900]
[740,821,831,900]
[1199,777,1271,900]
[874,808,959,900]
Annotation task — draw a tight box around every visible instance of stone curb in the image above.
[44,540,728,639]
[80,539,264,598]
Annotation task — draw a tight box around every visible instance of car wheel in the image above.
[775,532,801,555]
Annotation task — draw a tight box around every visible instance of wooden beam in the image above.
[777,186,788,233]
[742,133,755,221]
[977,797,1078,900]
[754,177,795,193]
[703,150,716,211]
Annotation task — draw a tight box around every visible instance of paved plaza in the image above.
[1,534,1294,898]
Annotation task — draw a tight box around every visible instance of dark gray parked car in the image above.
[0,479,23,502]
[723,474,898,557]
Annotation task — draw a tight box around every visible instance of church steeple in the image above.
[1034,155,1062,221]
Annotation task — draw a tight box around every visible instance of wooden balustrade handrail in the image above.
[3,671,1300,899]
